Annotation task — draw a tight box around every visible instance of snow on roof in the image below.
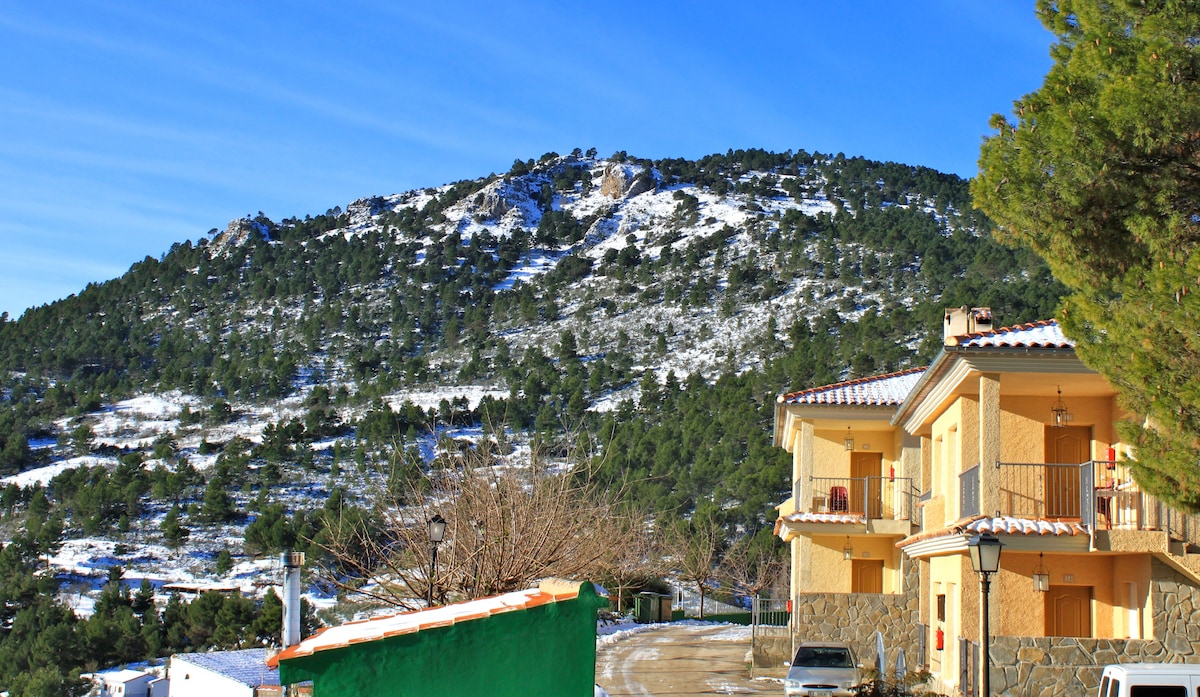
[162,582,242,593]
[173,648,280,687]
[97,669,155,684]
[778,368,926,407]
[951,319,1073,349]
[898,515,1087,549]
[269,579,592,667]
[964,516,1087,537]
[778,512,866,526]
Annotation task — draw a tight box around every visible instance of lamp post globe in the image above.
[968,533,1002,574]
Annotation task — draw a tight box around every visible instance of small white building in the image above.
[168,649,281,697]
[91,669,167,697]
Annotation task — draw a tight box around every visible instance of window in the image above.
[1130,686,1185,697]
[937,594,946,622]
[792,647,854,668]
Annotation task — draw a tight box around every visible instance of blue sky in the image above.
[0,2,1054,318]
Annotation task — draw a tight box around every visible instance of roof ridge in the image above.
[778,366,927,402]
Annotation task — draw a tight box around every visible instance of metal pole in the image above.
[428,542,439,606]
[281,551,304,648]
[980,573,991,697]
[281,551,305,697]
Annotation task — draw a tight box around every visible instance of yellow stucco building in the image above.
[774,308,1200,697]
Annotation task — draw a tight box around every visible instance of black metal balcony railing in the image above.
[995,461,1084,519]
[956,460,1200,548]
[808,476,915,521]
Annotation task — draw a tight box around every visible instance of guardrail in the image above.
[956,460,1200,549]
[809,476,915,520]
[995,461,1083,519]
[751,596,790,627]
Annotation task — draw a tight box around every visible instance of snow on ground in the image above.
[91,393,187,449]
[49,538,200,586]
[46,537,345,619]
[705,624,753,641]
[112,394,184,419]
[61,591,97,618]
[596,619,750,647]
[495,249,565,290]
[1,456,115,487]
[383,386,507,413]
[584,386,637,413]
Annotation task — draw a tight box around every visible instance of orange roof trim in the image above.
[897,515,1088,549]
[267,579,592,667]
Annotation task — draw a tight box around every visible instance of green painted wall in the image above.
[279,585,607,697]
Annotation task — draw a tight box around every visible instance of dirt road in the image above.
[596,623,784,696]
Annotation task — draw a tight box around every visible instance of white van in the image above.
[1098,664,1200,697]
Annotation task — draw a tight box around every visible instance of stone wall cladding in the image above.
[989,558,1200,697]
[753,627,792,667]
[787,562,921,670]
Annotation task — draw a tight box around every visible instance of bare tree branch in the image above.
[313,435,642,609]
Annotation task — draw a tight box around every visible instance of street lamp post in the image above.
[428,514,447,606]
[968,533,1003,697]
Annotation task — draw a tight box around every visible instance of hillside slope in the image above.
[0,148,1063,609]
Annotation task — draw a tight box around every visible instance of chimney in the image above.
[944,306,993,345]
[281,551,305,648]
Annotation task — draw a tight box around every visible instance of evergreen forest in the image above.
[0,149,1064,694]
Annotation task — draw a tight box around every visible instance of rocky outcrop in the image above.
[211,217,271,251]
[600,164,627,199]
[599,163,656,200]
[625,170,656,199]
[477,190,509,220]
[347,196,387,220]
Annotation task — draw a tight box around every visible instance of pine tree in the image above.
[974,0,1200,511]
[200,472,234,523]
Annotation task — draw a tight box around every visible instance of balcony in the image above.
[809,476,916,522]
[958,460,1200,548]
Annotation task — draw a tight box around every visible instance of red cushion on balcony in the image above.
[829,486,849,512]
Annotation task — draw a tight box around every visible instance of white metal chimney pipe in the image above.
[281,551,305,648]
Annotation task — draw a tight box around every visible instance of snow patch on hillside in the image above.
[2,457,113,486]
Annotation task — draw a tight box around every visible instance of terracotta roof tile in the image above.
[780,512,867,525]
[898,514,1087,549]
[778,368,926,406]
[964,516,1086,536]
[952,319,1073,349]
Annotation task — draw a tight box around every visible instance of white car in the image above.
[784,641,863,697]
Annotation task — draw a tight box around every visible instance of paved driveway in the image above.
[596,623,785,696]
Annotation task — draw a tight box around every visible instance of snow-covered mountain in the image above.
[0,148,1063,618]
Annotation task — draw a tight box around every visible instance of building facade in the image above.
[775,309,1200,697]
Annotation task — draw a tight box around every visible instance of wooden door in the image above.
[1044,426,1090,518]
[1045,585,1092,637]
[850,452,883,518]
[851,559,884,593]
